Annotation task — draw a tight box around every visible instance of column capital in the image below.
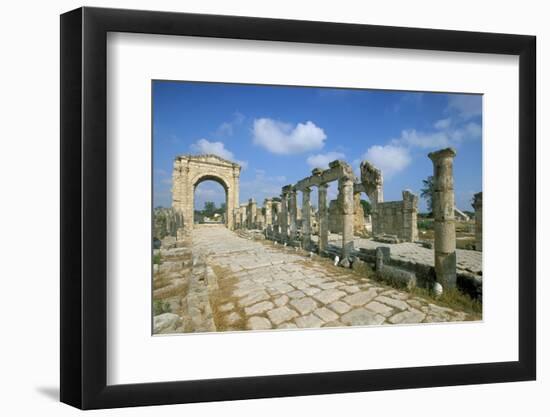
[428,147,457,161]
[282,184,293,194]
[473,191,483,208]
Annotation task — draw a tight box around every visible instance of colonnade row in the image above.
[233,149,467,290]
[234,160,359,260]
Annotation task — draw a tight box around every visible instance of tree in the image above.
[214,202,226,215]
[203,201,216,217]
[360,199,372,216]
[420,175,434,214]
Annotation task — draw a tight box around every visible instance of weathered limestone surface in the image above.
[429,148,457,289]
[316,233,482,276]
[302,188,312,249]
[172,154,240,230]
[473,192,483,251]
[281,188,289,240]
[247,198,257,229]
[264,198,273,227]
[360,161,384,205]
[153,207,183,240]
[152,225,475,334]
[289,187,298,241]
[328,192,365,235]
[318,184,329,253]
[359,160,419,242]
[340,175,355,258]
[370,191,419,242]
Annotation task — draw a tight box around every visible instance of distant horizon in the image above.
[153,81,482,212]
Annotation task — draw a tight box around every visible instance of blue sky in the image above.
[153,81,482,212]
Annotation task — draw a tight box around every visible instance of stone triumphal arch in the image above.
[172,155,241,230]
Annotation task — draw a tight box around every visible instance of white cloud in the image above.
[306,151,346,169]
[363,145,411,178]
[252,118,326,154]
[191,138,234,159]
[391,119,481,150]
[190,138,248,169]
[434,118,452,129]
[217,122,233,136]
[393,129,451,149]
[216,111,245,136]
[240,170,287,202]
[393,92,424,113]
[447,95,482,119]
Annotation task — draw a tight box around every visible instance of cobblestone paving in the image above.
[181,225,473,332]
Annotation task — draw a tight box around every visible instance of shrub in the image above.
[153,300,171,316]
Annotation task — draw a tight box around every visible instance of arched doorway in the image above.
[193,176,228,225]
[172,155,241,230]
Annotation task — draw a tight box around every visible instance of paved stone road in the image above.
[318,233,482,275]
[155,225,475,333]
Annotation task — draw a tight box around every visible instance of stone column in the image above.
[302,188,312,249]
[248,198,257,229]
[429,148,457,289]
[239,204,247,229]
[226,186,234,230]
[264,198,273,227]
[340,176,355,259]
[289,188,298,241]
[473,192,482,251]
[233,208,240,229]
[272,200,282,235]
[318,183,329,253]
[402,190,419,242]
[281,187,290,241]
[353,192,365,235]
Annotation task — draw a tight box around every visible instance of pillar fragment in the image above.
[340,176,355,259]
[473,192,482,251]
[302,188,312,250]
[281,187,290,241]
[318,183,329,253]
[289,188,297,241]
[429,147,457,289]
[264,198,273,227]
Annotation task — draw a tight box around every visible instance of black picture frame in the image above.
[60,6,536,410]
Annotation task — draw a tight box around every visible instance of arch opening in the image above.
[193,176,229,226]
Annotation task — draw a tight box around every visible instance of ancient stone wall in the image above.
[370,190,418,242]
[153,207,184,239]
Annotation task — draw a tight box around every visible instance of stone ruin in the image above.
[162,147,482,295]
[473,191,482,251]
[153,207,183,241]
[171,154,241,231]
[234,158,421,262]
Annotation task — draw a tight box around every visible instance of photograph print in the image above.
[152,81,483,335]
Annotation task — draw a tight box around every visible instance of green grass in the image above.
[153,253,162,265]
[409,286,482,317]
[153,299,171,316]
